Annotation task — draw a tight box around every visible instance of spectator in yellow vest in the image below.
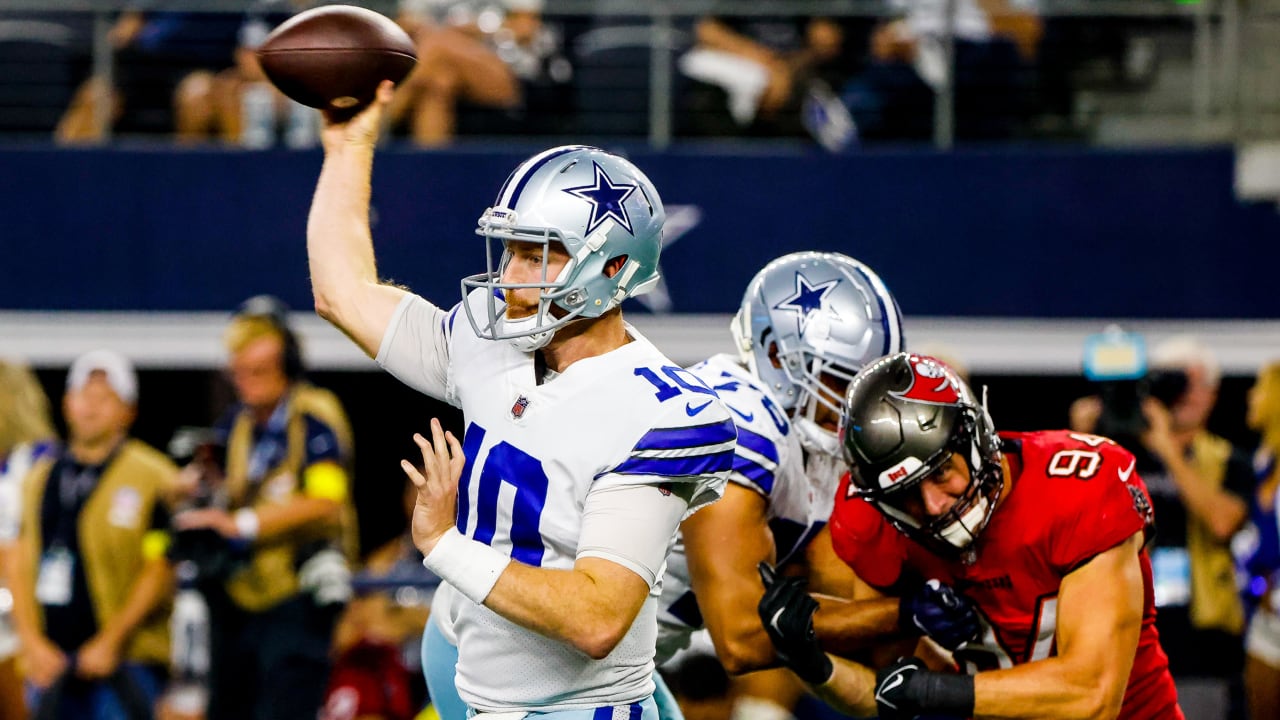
[6,350,177,720]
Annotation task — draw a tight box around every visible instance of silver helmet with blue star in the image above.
[730,252,905,455]
[462,145,665,351]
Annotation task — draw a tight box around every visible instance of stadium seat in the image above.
[0,16,90,135]
[572,22,690,138]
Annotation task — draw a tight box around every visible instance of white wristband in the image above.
[233,508,260,541]
[422,527,510,605]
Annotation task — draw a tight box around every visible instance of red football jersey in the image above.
[830,430,1182,720]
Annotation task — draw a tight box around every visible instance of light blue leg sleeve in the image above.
[423,614,468,720]
[651,671,685,720]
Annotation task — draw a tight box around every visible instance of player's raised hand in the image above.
[320,79,395,152]
[402,417,465,555]
[899,578,981,651]
[757,562,834,685]
[1139,396,1177,461]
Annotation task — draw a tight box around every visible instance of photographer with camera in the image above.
[154,427,225,720]
[173,296,357,720]
[1072,332,1252,720]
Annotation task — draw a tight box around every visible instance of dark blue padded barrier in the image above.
[1,144,1274,317]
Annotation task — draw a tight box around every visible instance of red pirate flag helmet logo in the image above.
[889,354,961,405]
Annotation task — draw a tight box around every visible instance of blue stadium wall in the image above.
[0,144,1273,318]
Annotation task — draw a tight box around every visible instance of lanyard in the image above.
[246,398,292,487]
[48,444,121,548]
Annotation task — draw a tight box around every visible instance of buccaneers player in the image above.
[757,352,1182,719]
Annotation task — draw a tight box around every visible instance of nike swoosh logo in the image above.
[769,607,786,634]
[876,670,906,706]
[728,405,754,423]
[1118,458,1137,482]
[686,399,714,416]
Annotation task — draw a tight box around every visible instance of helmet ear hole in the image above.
[603,254,629,278]
[766,340,783,370]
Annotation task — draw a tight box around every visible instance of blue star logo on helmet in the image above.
[773,272,841,334]
[563,162,638,236]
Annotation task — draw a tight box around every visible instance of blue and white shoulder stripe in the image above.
[606,419,737,479]
[729,425,782,495]
[685,355,791,498]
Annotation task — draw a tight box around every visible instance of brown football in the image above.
[257,4,417,113]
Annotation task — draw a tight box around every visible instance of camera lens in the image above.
[1147,370,1189,407]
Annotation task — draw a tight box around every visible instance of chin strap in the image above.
[499,308,602,353]
[794,417,840,457]
[937,496,989,549]
[498,313,555,352]
[793,381,841,456]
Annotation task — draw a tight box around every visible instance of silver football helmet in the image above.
[461,145,665,351]
[730,251,905,456]
[841,353,1004,555]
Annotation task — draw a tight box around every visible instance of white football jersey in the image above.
[378,291,733,711]
[655,354,841,664]
[0,440,53,660]
[0,441,52,543]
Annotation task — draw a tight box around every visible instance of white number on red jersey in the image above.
[958,596,1058,672]
[1047,450,1103,479]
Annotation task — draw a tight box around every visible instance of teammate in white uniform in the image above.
[655,253,904,719]
[1,441,56,666]
[306,83,733,718]
[0,360,57,716]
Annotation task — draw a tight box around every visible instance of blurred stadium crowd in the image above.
[0,0,1261,149]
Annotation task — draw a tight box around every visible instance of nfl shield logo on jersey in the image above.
[511,395,530,419]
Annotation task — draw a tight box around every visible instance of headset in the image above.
[234,294,304,380]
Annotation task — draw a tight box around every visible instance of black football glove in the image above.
[899,579,981,651]
[875,656,927,719]
[875,656,975,720]
[757,562,833,685]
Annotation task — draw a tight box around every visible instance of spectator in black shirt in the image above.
[677,13,850,141]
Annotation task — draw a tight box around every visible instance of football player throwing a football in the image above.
[306,81,734,720]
